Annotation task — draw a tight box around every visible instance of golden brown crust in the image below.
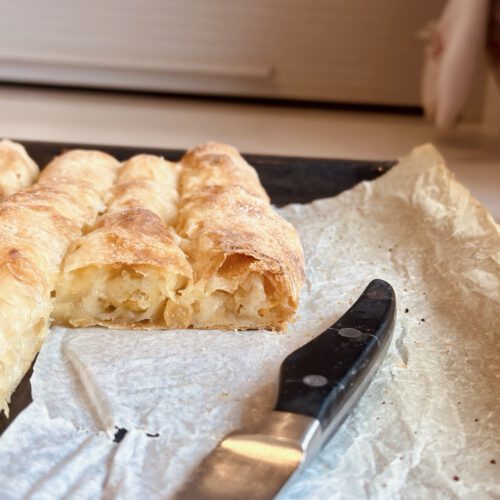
[7,184,100,229]
[6,142,304,344]
[180,141,270,201]
[39,149,118,195]
[0,149,119,413]
[65,208,191,272]
[0,243,48,291]
[53,155,191,330]
[54,208,192,329]
[175,143,305,330]
[53,145,304,332]
[106,154,180,224]
[116,154,179,184]
[176,184,305,329]
[0,140,39,198]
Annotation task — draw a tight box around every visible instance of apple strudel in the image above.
[0,150,119,412]
[0,140,39,198]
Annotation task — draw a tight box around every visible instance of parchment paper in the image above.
[0,144,498,499]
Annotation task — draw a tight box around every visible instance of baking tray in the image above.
[0,140,393,434]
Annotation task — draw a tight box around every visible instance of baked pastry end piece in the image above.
[164,253,299,331]
[53,209,192,328]
[0,139,39,198]
[168,185,305,331]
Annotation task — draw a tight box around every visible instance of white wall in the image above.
[0,0,446,105]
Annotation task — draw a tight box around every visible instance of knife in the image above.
[175,279,396,500]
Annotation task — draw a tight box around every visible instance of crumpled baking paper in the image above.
[0,144,498,499]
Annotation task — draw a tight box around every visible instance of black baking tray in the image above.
[0,140,393,434]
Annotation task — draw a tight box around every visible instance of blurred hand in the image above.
[420,0,490,129]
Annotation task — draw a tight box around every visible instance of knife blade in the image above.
[175,279,396,500]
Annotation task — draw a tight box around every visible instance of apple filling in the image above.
[54,264,188,328]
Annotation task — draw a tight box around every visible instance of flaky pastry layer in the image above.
[53,155,192,329]
[170,184,304,330]
[54,208,192,328]
[52,144,305,333]
[0,139,39,198]
[0,150,119,413]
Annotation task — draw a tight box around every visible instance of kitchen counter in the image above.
[0,84,498,220]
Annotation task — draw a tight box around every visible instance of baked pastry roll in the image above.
[0,139,39,198]
[52,144,304,332]
[180,142,270,201]
[53,155,192,328]
[164,143,305,331]
[0,150,119,413]
[106,154,180,224]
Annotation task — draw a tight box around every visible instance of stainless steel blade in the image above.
[174,412,321,500]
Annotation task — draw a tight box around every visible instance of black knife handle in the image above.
[274,279,395,431]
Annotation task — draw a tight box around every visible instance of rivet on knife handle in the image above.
[274,279,396,435]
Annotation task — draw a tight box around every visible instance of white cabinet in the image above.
[0,0,446,105]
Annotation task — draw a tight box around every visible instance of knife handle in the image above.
[274,279,395,434]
